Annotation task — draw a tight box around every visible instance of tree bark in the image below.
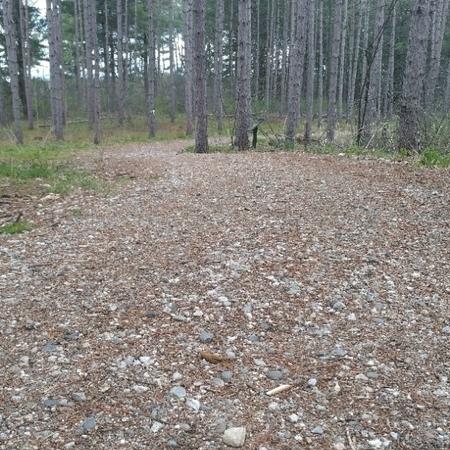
[183,0,194,135]
[280,0,290,113]
[317,0,324,127]
[4,0,23,143]
[384,5,396,118]
[326,0,343,142]
[103,0,112,113]
[426,0,449,108]
[265,0,276,109]
[83,0,94,125]
[253,0,261,99]
[147,0,156,137]
[235,0,252,150]
[117,0,126,125]
[46,0,64,140]
[169,0,177,123]
[398,0,431,151]
[214,0,225,132]
[285,0,307,143]
[337,0,348,119]
[304,0,315,143]
[192,0,208,153]
[19,0,33,129]
[0,77,6,126]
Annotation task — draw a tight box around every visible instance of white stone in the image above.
[150,421,164,433]
[186,398,201,412]
[223,427,247,448]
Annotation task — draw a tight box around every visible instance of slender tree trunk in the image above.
[265,0,276,109]
[46,0,64,140]
[445,59,450,113]
[85,0,101,143]
[0,77,6,126]
[19,0,33,129]
[304,0,315,142]
[347,0,364,119]
[317,0,323,127]
[83,0,94,124]
[360,0,370,109]
[327,0,343,142]
[426,0,449,108]
[117,0,125,125]
[398,0,431,151]
[235,0,252,150]
[285,0,307,143]
[254,0,261,99]
[183,0,194,135]
[4,0,23,143]
[74,0,82,101]
[345,0,355,119]
[192,0,208,153]
[385,5,396,118]
[362,0,384,143]
[169,0,177,123]
[104,0,111,113]
[214,0,225,132]
[280,0,289,113]
[147,0,156,137]
[337,0,348,119]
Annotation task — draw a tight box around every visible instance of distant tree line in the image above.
[0,0,449,153]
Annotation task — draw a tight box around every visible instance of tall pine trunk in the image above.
[46,0,64,140]
[326,0,343,142]
[254,0,261,99]
[214,0,225,132]
[304,0,315,143]
[169,0,177,123]
[4,0,23,143]
[337,0,348,119]
[193,0,208,153]
[183,0,194,135]
[19,0,33,129]
[147,0,156,137]
[117,0,126,125]
[235,0,252,150]
[317,0,324,127]
[398,0,431,151]
[385,5,396,118]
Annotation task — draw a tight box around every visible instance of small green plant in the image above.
[0,220,32,235]
[419,148,450,168]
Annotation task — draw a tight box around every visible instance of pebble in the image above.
[81,416,96,433]
[64,331,80,341]
[199,330,214,343]
[150,421,164,433]
[72,392,86,402]
[308,378,317,387]
[223,427,247,448]
[356,373,369,382]
[248,333,259,342]
[266,370,283,381]
[311,426,324,435]
[42,342,58,353]
[172,372,183,382]
[221,371,233,383]
[186,398,201,412]
[289,414,299,423]
[333,347,347,358]
[442,326,450,334]
[139,356,153,366]
[212,378,225,388]
[169,386,187,399]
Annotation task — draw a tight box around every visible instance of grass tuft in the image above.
[0,220,32,235]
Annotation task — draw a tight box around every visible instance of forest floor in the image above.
[1,140,449,450]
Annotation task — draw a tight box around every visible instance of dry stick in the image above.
[346,428,358,450]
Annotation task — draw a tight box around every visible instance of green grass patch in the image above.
[0,220,32,235]
[419,148,450,168]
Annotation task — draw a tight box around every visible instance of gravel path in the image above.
[1,142,449,450]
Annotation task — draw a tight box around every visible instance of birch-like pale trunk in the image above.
[192,0,208,153]
[285,0,307,143]
[4,0,23,143]
[214,0,225,132]
[398,0,431,151]
[326,0,343,142]
[147,0,156,137]
[304,0,315,142]
[235,0,252,150]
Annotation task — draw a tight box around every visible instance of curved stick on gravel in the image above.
[266,384,292,396]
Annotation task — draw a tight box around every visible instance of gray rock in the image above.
[42,342,58,353]
[186,398,201,412]
[150,421,164,433]
[167,439,178,448]
[331,301,346,311]
[311,426,324,435]
[212,378,225,388]
[81,416,96,433]
[223,427,247,448]
[64,331,80,341]
[199,330,214,343]
[333,347,347,358]
[266,370,283,381]
[72,392,86,402]
[367,371,379,380]
[442,326,450,334]
[43,399,58,408]
[221,371,233,383]
[169,386,187,399]
[248,333,259,342]
[308,378,317,387]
